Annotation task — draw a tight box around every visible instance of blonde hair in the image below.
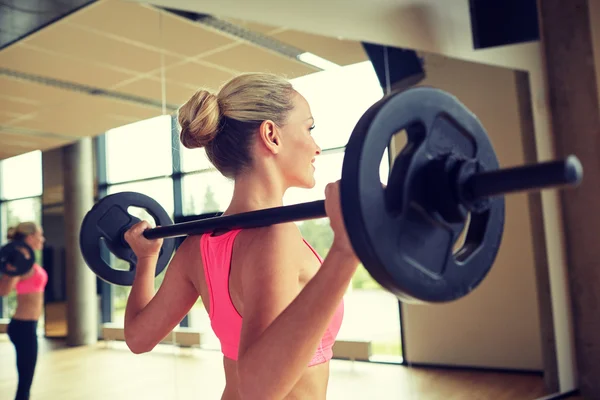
[7,222,38,241]
[178,73,296,178]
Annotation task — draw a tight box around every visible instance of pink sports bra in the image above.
[200,229,344,367]
[15,263,48,295]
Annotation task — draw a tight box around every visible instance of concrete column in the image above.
[63,137,97,346]
[537,0,600,397]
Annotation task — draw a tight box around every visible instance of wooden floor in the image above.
[0,335,569,400]
[43,302,68,338]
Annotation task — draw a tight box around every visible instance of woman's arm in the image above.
[123,232,200,354]
[236,223,359,400]
[0,274,18,297]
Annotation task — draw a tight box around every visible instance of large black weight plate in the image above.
[80,192,176,286]
[341,87,505,303]
[0,241,35,276]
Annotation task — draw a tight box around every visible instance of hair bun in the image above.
[7,227,16,241]
[178,90,221,149]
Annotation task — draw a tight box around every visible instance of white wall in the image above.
[399,53,542,370]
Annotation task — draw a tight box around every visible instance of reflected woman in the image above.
[0,222,47,400]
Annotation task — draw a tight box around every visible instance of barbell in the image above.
[79,86,583,304]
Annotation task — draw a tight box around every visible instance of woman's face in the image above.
[277,92,322,189]
[25,228,45,252]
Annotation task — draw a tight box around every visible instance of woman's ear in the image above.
[258,120,282,155]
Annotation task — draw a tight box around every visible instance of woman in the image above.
[123,73,360,399]
[0,222,47,400]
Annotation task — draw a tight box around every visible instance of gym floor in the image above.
[0,335,553,400]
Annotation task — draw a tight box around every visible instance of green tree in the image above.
[183,190,196,215]
[298,218,381,290]
[202,185,220,213]
[298,219,334,257]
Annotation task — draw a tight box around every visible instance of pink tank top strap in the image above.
[200,230,244,360]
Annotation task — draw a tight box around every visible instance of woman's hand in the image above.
[324,181,357,260]
[0,272,18,282]
[123,221,163,261]
[3,242,35,279]
[0,273,19,296]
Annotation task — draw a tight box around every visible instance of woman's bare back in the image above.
[187,225,330,399]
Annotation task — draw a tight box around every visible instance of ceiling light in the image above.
[297,52,341,71]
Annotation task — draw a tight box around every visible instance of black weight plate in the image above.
[341,87,505,303]
[0,241,35,276]
[79,191,176,286]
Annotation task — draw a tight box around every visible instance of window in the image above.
[283,152,345,205]
[0,151,42,200]
[1,197,42,240]
[104,115,172,184]
[291,61,385,150]
[179,146,214,174]
[107,178,175,218]
[181,171,234,216]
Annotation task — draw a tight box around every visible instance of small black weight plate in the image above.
[79,192,176,286]
[341,86,505,303]
[0,241,35,276]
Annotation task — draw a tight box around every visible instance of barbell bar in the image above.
[143,157,580,241]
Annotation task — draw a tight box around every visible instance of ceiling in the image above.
[0,0,369,161]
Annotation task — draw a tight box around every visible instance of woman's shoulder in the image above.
[235,223,306,264]
[239,223,303,247]
[178,234,204,255]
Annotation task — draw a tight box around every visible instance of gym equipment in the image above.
[80,192,176,286]
[0,241,35,277]
[79,87,583,303]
